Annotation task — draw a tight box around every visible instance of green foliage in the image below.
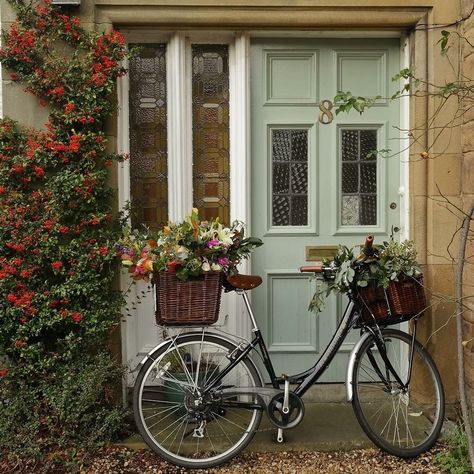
[436,417,473,474]
[309,238,422,313]
[0,0,130,456]
[0,352,127,456]
[334,91,382,115]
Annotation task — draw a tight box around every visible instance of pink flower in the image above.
[207,239,220,248]
[218,257,229,267]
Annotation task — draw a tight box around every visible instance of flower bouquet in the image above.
[310,238,426,324]
[117,209,263,325]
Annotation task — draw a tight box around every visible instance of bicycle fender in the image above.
[137,331,254,368]
[346,331,373,402]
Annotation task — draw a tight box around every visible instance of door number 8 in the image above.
[319,100,334,124]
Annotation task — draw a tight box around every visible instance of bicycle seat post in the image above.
[239,290,260,332]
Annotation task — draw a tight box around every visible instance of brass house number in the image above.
[319,100,334,124]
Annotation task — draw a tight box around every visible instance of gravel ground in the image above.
[1,445,446,473]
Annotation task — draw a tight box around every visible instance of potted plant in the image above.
[310,238,426,322]
[117,209,263,325]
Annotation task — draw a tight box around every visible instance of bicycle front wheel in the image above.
[351,328,444,458]
[133,333,263,469]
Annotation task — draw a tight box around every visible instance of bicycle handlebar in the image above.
[300,265,324,273]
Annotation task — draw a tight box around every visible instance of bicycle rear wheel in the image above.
[351,328,444,457]
[133,333,263,469]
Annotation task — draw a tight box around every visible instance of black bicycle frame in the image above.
[205,291,358,400]
[204,287,415,406]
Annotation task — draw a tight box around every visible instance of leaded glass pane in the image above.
[342,129,359,161]
[272,130,291,161]
[340,128,377,226]
[341,195,360,226]
[273,195,290,226]
[291,162,308,194]
[192,45,230,224]
[291,196,308,226]
[272,129,309,226]
[360,195,377,225]
[360,130,377,160]
[129,44,168,230]
[360,163,377,193]
[273,163,290,194]
[342,163,359,193]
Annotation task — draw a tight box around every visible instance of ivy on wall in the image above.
[0,0,129,456]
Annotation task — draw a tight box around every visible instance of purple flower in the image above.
[207,239,220,248]
[218,257,229,267]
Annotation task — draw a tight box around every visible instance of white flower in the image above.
[216,224,234,246]
[176,245,189,260]
[211,263,221,271]
[202,261,211,272]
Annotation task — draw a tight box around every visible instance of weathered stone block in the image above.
[462,119,474,153]
[462,152,474,193]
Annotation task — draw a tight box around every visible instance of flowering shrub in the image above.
[117,209,263,282]
[0,0,128,457]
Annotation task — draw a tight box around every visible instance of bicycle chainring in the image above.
[267,392,304,429]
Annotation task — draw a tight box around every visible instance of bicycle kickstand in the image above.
[277,428,284,443]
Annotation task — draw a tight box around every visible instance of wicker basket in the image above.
[358,276,426,324]
[154,271,223,326]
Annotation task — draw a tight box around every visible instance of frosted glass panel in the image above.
[341,129,377,226]
[272,129,309,226]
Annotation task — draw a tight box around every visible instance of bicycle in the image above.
[132,236,445,469]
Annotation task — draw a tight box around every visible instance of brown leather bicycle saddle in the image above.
[226,274,262,290]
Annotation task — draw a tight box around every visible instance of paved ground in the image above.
[122,403,373,453]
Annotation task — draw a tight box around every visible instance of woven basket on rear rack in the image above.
[358,276,426,324]
[154,271,223,326]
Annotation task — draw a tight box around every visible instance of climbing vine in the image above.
[0,0,129,457]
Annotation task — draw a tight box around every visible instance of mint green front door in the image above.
[250,38,401,381]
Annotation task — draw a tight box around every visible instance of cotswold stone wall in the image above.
[462,0,474,406]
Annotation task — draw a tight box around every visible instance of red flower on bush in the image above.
[34,165,45,177]
[51,261,63,270]
[71,312,82,323]
[15,341,27,348]
[64,102,75,114]
[0,368,8,377]
[49,86,64,96]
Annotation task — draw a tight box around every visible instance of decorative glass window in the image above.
[192,44,230,224]
[129,44,168,230]
[340,129,377,226]
[272,129,308,226]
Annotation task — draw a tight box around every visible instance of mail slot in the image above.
[305,245,339,262]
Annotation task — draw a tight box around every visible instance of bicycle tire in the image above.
[133,333,263,469]
[351,328,444,457]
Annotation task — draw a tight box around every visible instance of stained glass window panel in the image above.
[129,44,168,230]
[192,44,230,224]
[272,129,309,226]
[340,129,377,226]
